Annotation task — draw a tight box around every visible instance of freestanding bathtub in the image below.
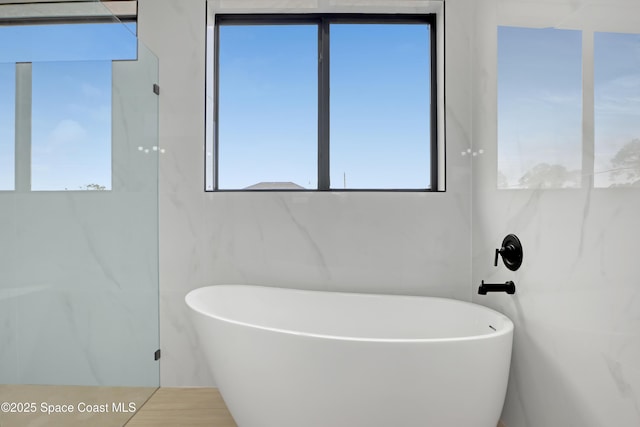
[185,285,513,427]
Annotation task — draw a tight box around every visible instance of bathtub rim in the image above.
[185,284,514,344]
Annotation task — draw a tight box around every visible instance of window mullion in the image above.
[213,21,220,191]
[582,30,594,189]
[15,62,31,193]
[429,20,439,191]
[318,18,330,190]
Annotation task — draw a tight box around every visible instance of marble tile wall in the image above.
[0,192,159,386]
[471,1,640,425]
[137,0,474,386]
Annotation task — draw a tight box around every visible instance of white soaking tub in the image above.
[185,285,513,427]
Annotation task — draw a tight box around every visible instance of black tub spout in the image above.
[478,280,516,295]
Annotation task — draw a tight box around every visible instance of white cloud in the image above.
[91,105,111,123]
[81,82,104,98]
[604,74,640,90]
[50,119,87,145]
[535,90,581,107]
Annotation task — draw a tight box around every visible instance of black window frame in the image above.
[211,13,439,192]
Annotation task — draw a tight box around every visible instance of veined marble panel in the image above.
[15,288,158,386]
[472,1,640,425]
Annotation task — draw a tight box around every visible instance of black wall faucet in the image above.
[479,234,522,296]
[494,234,523,271]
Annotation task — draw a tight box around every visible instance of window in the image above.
[0,64,15,190]
[0,17,137,191]
[31,60,114,191]
[216,23,317,190]
[207,14,438,191]
[498,25,640,190]
[594,32,640,188]
[497,27,582,189]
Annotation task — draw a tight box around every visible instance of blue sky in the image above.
[330,24,430,189]
[0,22,136,191]
[30,61,113,191]
[0,64,15,190]
[217,25,318,189]
[217,23,431,189]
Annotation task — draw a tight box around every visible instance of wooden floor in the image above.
[126,388,236,427]
[1,385,504,426]
[129,389,506,427]
[129,389,503,427]
[0,386,234,427]
[0,385,156,427]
